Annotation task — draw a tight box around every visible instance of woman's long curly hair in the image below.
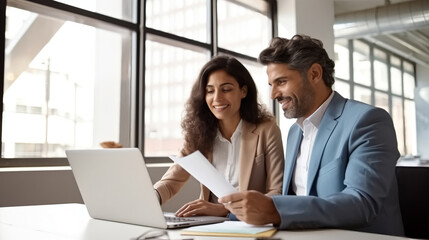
[180,55,273,157]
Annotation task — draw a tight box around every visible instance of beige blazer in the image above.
[154,119,284,205]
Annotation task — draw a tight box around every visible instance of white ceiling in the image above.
[333,0,429,66]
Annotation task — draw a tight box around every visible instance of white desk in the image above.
[0,203,413,240]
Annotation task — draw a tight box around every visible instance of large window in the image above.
[1,0,275,165]
[2,2,134,164]
[143,0,274,157]
[334,39,417,156]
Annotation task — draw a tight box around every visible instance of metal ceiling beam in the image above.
[386,34,426,54]
[408,30,429,49]
[365,35,429,66]
[334,0,429,39]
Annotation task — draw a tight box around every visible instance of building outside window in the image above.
[2,2,134,161]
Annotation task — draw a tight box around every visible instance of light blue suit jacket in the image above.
[272,92,404,236]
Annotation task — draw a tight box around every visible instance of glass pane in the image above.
[375,91,389,113]
[240,60,272,112]
[146,0,208,43]
[373,49,388,91]
[391,55,401,68]
[403,61,414,73]
[391,67,402,95]
[218,0,271,57]
[3,7,132,158]
[334,39,350,80]
[353,40,371,86]
[392,96,404,155]
[354,86,372,105]
[333,80,350,99]
[403,72,415,99]
[403,61,414,98]
[55,0,135,22]
[145,38,209,157]
[404,100,417,155]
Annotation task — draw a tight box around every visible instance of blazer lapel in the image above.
[306,119,337,195]
[306,92,345,195]
[239,121,257,192]
[283,125,302,194]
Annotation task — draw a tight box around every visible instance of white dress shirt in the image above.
[292,92,334,195]
[211,120,242,202]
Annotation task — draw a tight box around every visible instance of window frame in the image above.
[0,0,140,167]
[334,39,417,155]
[140,0,277,163]
[0,0,277,166]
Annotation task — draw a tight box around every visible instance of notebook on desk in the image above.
[66,148,228,229]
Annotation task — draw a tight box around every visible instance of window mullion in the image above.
[210,0,218,57]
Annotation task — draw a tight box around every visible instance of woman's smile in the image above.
[213,104,229,110]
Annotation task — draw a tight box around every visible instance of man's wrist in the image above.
[269,198,281,225]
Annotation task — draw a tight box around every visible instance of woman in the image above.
[154,55,284,217]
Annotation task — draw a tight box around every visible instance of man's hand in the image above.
[175,199,229,217]
[218,190,281,225]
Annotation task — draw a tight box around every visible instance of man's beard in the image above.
[282,80,315,119]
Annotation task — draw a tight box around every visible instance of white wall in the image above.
[277,0,335,57]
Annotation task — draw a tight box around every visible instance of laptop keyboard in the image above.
[165,216,198,223]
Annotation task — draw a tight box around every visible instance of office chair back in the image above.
[396,166,429,239]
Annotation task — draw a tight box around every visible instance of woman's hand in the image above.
[99,141,122,148]
[175,199,229,217]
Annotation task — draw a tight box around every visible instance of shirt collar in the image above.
[216,119,243,142]
[297,91,335,130]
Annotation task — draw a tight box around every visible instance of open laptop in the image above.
[66,148,228,229]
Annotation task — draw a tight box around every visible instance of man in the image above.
[218,35,404,236]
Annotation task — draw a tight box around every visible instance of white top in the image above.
[0,203,409,240]
[212,120,242,194]
[292,92,334,195]
[0,203,407,240]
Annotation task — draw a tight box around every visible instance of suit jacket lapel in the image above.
[306,92,345,195]
[239,121,257,192]
[283,125,302,194]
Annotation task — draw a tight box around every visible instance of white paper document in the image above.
[169,151,237,198]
